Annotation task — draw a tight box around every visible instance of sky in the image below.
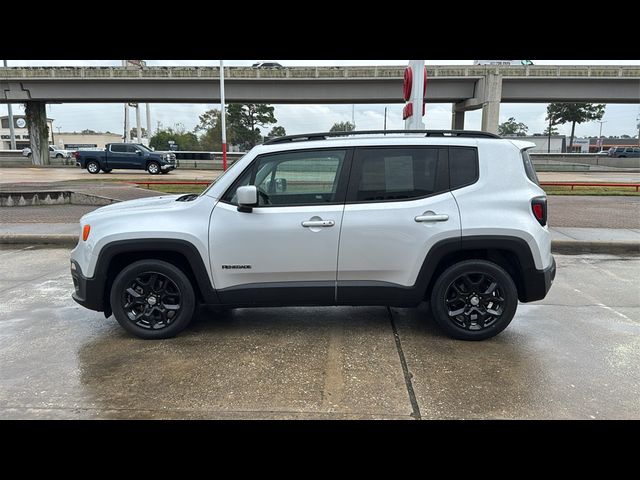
[2,60,639,139]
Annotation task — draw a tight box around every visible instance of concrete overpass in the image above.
[1,65,638,104]
[1,65,638,162]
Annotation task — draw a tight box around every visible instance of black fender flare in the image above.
[94,238,219,307]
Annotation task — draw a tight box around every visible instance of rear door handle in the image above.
[302,220,335,228]
[415,213,449,223]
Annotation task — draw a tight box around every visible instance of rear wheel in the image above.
[55,153,63,158]
[429,259,518,341]
[110,260,196,339]
[86,161,100,174]
[147,161,160,174]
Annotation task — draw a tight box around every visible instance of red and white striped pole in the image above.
[220,59,228,171]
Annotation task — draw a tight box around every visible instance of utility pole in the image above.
[135,103,142,143]
[3,60,17,150]
[220,60,228,171]
[122,61,129,142]
[146,103,152,142]
[384,107,387,132]
[352,104,355,128]
[547,115,553,153]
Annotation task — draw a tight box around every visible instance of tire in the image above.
[102,169,112,173]
[147,161,160,174]
[429,259,518,341]
[86,161,100,174]
[110,259,196,339]
[55,153,63,158]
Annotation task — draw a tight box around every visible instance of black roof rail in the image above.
[263,129,501,145]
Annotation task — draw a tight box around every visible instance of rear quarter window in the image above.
[521,149,539,185]
[449,147,479,189]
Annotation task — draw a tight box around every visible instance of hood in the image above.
[80,194,182,222]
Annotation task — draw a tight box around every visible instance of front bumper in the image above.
[519,256,556,302]
[71,260,105,312]
[161,163,176,170]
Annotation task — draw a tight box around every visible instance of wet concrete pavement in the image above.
[0,247,638,419]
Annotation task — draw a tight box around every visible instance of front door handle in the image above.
[302,220,335,228]
[415,213,449,223]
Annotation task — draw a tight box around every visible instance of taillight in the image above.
[82,224,91,241]
[531,197,547,226]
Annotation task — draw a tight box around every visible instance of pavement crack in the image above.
[387,306,421,420]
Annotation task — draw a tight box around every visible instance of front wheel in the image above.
[429,259,518,341]
[86,161,100,174]
[55,153,63,158]
[110,260,196,339]
[147,161,160,174]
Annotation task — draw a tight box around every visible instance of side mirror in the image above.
[136,150,143,156]
[237,185,258,213]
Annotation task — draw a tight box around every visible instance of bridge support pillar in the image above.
[25,101,50,166]
[479,73,502,135]
[451,104,465,130]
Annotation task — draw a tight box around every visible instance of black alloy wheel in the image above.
[110,260,195,339]
[122,272,182,330]
[430,260,518,341]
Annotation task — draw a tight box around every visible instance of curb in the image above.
[551,240,640,255]
[0,234,78,247]
[1,235,639,255]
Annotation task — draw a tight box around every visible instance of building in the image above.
[54,132,123,150]
[1,115,54,150]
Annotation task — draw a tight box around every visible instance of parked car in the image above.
[474,60,534,65]
[73,143,176,174]
[252,62,283,69]
[608,146,640,158]
[70,130,555,340]
[49,145,72,158]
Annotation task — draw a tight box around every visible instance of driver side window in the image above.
[223,149,347,207]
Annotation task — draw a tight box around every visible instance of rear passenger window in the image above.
[110,144,126,153]
[353,147,446,202]
[449,147,479,189]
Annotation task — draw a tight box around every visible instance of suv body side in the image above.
[70,135,554,335]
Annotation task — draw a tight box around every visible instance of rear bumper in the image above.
[70,260,105,312]
[519,256,556,302]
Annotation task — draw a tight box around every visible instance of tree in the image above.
[621,134,631,139]
[196,109,223,151]
[546,103,605,152]
[81,129,98,134]
[149,128,200,151]
[543,125,559,135]
[268,126,286,137]
[227,104,277,150]
[330,121,355,132]
[498,117,529,136]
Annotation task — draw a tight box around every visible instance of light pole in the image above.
[3,60,17,150]
[597,120,607,138]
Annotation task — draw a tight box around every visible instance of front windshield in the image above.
[201,153,246,197]
[136,144,153,153]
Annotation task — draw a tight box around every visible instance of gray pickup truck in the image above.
[74,143,177,174]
